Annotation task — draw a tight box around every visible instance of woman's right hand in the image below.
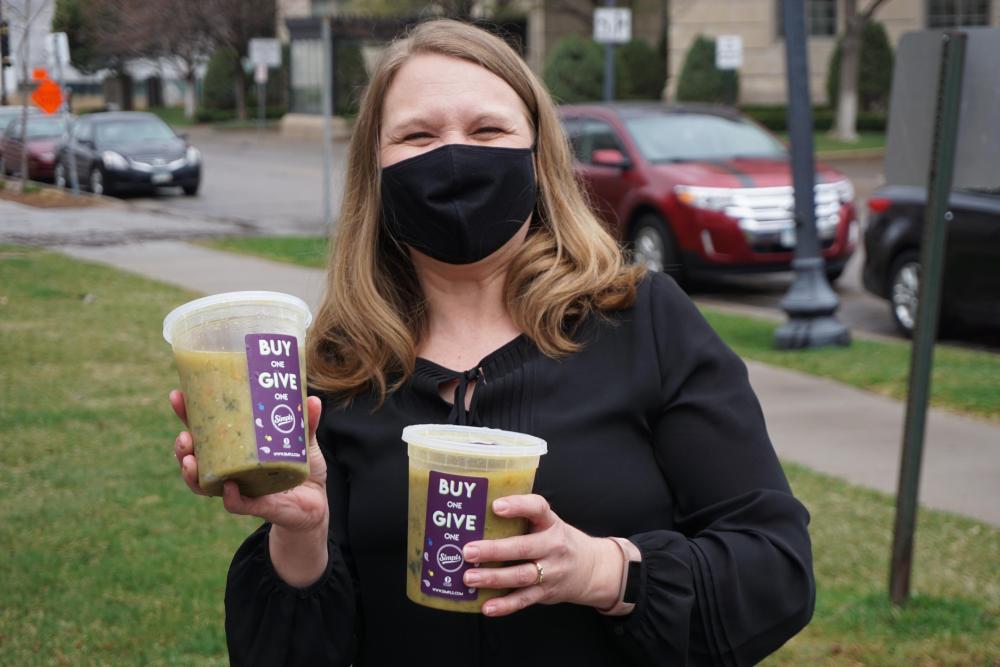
[170,391,330,534]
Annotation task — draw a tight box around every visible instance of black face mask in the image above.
[380,143,537,265]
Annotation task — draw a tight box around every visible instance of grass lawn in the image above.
[778,131,886,154]
[1,245,998,665]
[198,235,1000,421]
[200,235,328,269]
[147,106,196,128]
[701,309,1000,421]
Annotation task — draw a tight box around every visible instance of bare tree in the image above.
[833,0,891,142]
[200,0,276,121]
[130,0,214,119]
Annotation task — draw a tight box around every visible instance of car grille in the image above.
[723,183,843,252]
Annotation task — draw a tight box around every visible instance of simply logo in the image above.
[270,404,297,434]
[436,544,464,573]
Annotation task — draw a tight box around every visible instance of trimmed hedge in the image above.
[543,35,614,103]
[544,34,666,103]
[618,38,666,100]
[675,35,738,105]
[740,105,887,132]
[202,46,239,112]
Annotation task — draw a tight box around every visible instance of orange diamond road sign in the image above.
[31,79,62,115]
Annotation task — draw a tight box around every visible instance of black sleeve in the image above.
[224,394,359,667]
[604,273,815,666]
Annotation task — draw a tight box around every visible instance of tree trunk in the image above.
[834,9,863,142]
[185,70,197,119]
[234,66,247,120]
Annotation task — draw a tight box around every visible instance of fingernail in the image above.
[493,499,509,513]
[483,603,497,615]
[464,545,480,561]
[465,572,480,585]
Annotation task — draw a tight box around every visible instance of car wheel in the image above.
[182,182,199,196]
[89,167,107,196]
[889,251,920,337]
[55,162,67,189]
[631,214,682,278]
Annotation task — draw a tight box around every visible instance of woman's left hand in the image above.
[461,494,623,617]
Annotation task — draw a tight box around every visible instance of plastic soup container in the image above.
[404,424,547,613]
[163,291,312,498]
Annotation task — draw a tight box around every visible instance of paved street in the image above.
[123,126,348,235]
[121,128,995,346]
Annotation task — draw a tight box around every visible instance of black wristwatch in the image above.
[622,558,641,604]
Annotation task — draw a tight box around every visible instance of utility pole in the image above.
[17,0,32,187]
[321,14,333,228]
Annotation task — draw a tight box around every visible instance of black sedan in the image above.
[862,185,1000,336]
[55,111,201,197]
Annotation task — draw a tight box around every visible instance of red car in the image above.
[0,115,69,182]
[559,104,858,282]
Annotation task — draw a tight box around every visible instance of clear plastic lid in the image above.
[162,291,313,344]
[403,424,547,458]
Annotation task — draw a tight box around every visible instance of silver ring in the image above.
[533,561,544,585]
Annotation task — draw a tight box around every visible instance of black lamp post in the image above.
[774,0,851,350]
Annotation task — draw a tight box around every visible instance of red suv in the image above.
[559,103,858,282]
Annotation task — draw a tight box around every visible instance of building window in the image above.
[927,0,992,27]
[291,39,324,114]
[777,0,838,38]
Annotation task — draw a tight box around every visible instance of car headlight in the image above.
[102,151,129,170]
[674,185,736,212]
[186,146,201,165]
[834,179,854,204]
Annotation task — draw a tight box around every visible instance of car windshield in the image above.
[96,119,175,144]
[624,113,786,163]
[25,117,66,139]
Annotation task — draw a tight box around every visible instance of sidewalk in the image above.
[58,239,1000,527]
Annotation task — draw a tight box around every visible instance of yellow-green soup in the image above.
[175,348,309,497]
[406,464,538,613]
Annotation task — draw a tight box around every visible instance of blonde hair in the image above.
[308,18,644,403]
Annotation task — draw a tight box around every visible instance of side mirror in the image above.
[591,148,631,170]
[177,132,189,141]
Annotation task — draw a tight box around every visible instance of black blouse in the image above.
[225,272,815,666]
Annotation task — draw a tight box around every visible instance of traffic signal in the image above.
[1,21,11,68]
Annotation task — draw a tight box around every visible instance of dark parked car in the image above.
[0,115,69,181]
[862,186,1000,335]
[558,103,858,282]
[55,111,201,196]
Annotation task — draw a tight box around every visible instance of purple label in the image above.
[420,471,488,601]
[245,334,307,463]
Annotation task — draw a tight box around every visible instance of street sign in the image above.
[716,34,743,70]
[594,8,632,45]
[254,63,268,85]
[31,78,62,114]
[249,38,281,68]
[45,32,70,69]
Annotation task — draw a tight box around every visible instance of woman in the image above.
[170,19,814,666]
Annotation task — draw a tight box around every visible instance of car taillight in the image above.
[867,197,892,214]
